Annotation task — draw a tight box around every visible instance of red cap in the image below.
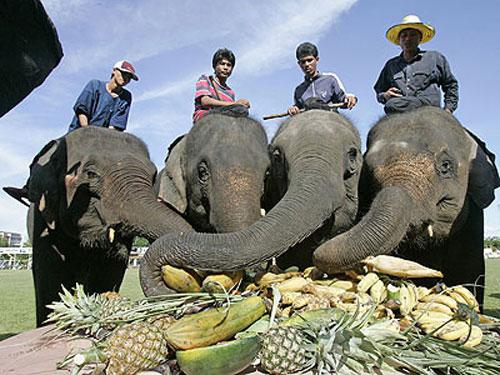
[113,60,138,80]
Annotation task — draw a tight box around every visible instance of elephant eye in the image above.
[86,170,99,179]
[438,160,453,176]
[198,162,210,183]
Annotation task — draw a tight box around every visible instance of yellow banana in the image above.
[357,272,380,293]
[411,310,451,326]
[302,283,346,299]
[362,255,443,278]
[447,286,480,312]
[277,277,310,293]
[201,271,244,293]
[162,265,202,292]
[416,286,432,300]
[445,289,468,306]
[369,279,387,304]
[436,320,471,341]
[414,302,454,316]
[399,284,412,316]
[460,325,483,348]
[256,271,300,287]
[421,293,458,311]
[314,279,356,291]
[406,283,419,311]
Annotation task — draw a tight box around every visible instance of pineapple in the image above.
[260,326,315,374]
[46,284,134,337]
[105,320,170,375]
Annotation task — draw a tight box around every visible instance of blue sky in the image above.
[1,0,499,240]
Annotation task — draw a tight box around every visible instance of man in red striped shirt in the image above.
[193,48,251,123]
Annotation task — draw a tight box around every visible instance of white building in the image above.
[0,231,23,247]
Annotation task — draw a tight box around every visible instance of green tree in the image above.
[0,236,9,247]
[133,236,150,248]
[484,236,500,251]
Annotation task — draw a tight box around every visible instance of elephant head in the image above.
[156,113,270,233]
[28,127,192,248]
[141,110,362,296]
[313,107,499,288]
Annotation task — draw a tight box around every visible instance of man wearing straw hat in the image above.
[374,15,458,115]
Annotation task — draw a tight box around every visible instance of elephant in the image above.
[155,112,270,234]
[26,127,193,325]
[140,110,363,296]
[313,107,500,306]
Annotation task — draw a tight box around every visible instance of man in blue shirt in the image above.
[4,61,139,204]
[68,60,138,132]
[374,15,458,114]
[288,42,357,116]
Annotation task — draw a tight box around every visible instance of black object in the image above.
[0,0,63,117]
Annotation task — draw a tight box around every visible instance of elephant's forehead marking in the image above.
[368,140,386,154]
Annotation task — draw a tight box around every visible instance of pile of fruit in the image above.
[48,255,500,375]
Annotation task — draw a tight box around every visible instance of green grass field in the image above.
[1,260,499,341]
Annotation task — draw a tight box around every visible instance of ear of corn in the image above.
[362,255,444,278]
[165,296,265,350]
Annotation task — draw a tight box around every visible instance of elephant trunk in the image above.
[103,161,193,242]
[314,186,414,273]
[210,168,263,233]
[140,155,344,295]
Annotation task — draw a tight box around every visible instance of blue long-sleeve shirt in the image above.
[374,50,458,112]
[68,80,132,132]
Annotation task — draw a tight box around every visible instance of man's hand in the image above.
[235,98,251,108]
[383,87,403,101]
[287,105,300,116]
[444,108,452,114]
[344,94,358,110]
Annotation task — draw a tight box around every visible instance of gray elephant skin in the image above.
[27,127,192,325]
[156,113,270,234]
[140,110,363,296]
[314,107,500,305]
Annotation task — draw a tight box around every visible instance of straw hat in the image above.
[386,15,435,45]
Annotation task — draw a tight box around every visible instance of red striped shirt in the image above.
[193,74,235,123]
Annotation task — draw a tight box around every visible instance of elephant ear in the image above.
[27,137,65,229]
[465,128,500,209]
[156,135,187,213]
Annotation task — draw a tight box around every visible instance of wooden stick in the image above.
[262,102,346,120]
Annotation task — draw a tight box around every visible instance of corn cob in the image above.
[362,255,443,278]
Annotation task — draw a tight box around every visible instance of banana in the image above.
[436,320,471,341]
[201,271,244,293]
[416,286,432,300]
[445,289,468,306]
[281,292,302,305]
[459,325,483,348]
[314,279,356,291]
[414,302,454,316]
[421,293,458,311]
[406,283,419,311]
[256,271,300,287]
[399,284,412,316]
[356,292,373,305]
[277,277,310,293]
[411,310,452,326]
[447,286,480,312]
[339,291,358,303]
[362,255,443,278]
[369,279,387,304]
[357,272,380,293]
[162,265,202,292]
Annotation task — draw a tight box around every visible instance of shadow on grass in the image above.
[0,333,17,341]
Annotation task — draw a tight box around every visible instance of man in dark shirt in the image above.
[374,15,458,114]
[288,42,357,116]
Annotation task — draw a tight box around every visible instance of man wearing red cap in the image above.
[3,61,139,204]
[68,60,138,132]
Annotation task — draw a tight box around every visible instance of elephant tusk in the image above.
[427,224,434,238]
[39,194,46,212]
[260,208,266,217]
[108,227,115,243]
[47,220,56,230]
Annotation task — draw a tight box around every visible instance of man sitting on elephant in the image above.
[287,42,357,116]
[374,15,458,115]
[193,48,251,123]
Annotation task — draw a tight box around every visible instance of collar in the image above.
[304,71,322,82]
[398,48,424,63]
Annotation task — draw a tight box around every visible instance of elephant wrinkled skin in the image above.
[314,107,500,305]
[140,110,363,296]
[27,127,192,325]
